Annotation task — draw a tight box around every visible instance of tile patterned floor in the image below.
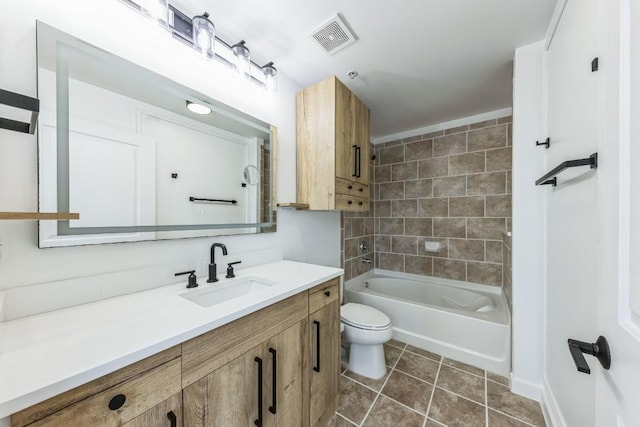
[327,339,546,427]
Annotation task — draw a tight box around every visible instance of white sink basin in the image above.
[180,277,275,308]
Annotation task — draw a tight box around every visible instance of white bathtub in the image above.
[345,269,511,376]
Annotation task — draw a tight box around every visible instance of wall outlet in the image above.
[424,241,441,252]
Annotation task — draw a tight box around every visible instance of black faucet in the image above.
[207,243,228,283]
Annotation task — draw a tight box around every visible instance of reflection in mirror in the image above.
[36,22,276,247]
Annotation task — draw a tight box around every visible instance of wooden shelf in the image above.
[277,203,310,210]
[0,212,80,220]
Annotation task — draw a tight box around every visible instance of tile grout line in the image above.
[358,344,407,426]
[488,407,539,427]
[422,357,443,427]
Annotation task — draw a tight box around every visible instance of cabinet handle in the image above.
[324,290,331,297]
[313,320,321,372]
[108,394,126,410]
[167,411,177,427]
[359,187,363,192]
[358,201,363,206]
[255,357,263,427]
[269,348,277,414]
[347,200,352,205]
[356,145,362,178]
[348,184,353,190]
[352,145,358,177]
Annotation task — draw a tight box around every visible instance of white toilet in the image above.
[341,302,393,379]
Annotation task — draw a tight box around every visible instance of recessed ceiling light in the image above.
[186,100,211,115]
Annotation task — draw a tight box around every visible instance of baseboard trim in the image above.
[509,374,542,401]
[541,376,567,427]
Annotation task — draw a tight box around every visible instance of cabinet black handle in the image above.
[356,146,362,178]
[359,187,363,192]
[348,184,353,190]
[255,357,263,426]
[352,145,358,177]
[313,320,321,372]
[167,411,177,427]
[347,200,352,205]
[358,201,363,205]
[324,290,331,297]
[108,394,126,410]
[269,348,277,414]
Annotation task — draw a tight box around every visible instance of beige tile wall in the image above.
[372,117,512,287]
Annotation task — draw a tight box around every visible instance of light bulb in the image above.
[232,40,251,79]
[261,62,278,93]
[192,12,215,59]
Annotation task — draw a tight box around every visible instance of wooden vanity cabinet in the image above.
[11,346,183,427]
[308,280,341,427]
[297,76,371,211]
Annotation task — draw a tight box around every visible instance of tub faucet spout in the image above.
[208,243,228,283]
[361,258,373,264]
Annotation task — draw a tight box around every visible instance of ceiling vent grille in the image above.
[310,14,358,55]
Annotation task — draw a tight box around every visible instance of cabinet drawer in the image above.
[19,358,182,427]
[12,346,181,427]
[335,194,368,211]
[309,279,339,314]
[335,178,368,197]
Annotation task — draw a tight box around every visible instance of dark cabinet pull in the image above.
[313,320,321,372]
[269,348,277,414]
[348,184,353,190]
[167,411,177,427]
[358,201,363,205]
[356,146,362,178]
[108,394,126,410]
[347,200,352,205]
[359,187,363,192]
[324,290,331,297]
[352,145,358,177]
[255,357,263,426]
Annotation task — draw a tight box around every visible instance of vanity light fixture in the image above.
[186,100,211,115]
[231,40,251,79]
[120,0,280,92]
[192,12,215,59]
[261,62,278,93]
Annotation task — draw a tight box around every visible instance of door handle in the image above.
[313,320,321,372]
[567,335,611,374]
[254,356,263,426]
[268,348,277,414]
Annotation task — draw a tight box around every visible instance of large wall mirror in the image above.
[36,22,277,247]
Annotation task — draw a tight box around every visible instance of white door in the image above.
[595,0,640,425]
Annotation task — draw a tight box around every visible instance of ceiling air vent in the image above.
[310,14,358,55]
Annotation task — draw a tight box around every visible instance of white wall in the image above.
[511,41,546,400]
[542,0,599,425]
[0,0,340,319]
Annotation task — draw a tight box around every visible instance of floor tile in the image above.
[381,370,433,414]
[406,345,443,362]
[336,376,378,425]
[325,413,357,426]
[487,371,510,386]
[387,338,407,349]
[394,350,440,383]
[442,357,485,377]
[428,387,486,427]
[384,343,403,367]
[488,409,534,426]
[487,381,545,426]
[362,395,424,427]
[425,418,448,426]
[345,368,390,391]
[436,364,486,404]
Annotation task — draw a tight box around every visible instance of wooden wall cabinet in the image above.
[12,280,341,427]
[297,76,371,211]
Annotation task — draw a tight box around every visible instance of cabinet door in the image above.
[334,79,356,181]
[122,392,182,427]
[263,320,308,427]
[183,344,264,427]
[309,300,341,427]
[353,96,370,186]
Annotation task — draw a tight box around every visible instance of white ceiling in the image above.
[177,0,557,139]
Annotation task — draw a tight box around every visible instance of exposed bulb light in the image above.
[192,12,215,59]
[231,40,251,79]
[186,100,211,115]
[261,62,278,93]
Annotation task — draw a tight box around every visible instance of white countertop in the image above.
[0,260,342,418]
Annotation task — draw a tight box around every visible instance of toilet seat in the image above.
[341,303,391,331]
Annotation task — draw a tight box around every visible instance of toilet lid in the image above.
[341,303,391,330]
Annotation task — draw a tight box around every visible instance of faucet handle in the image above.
[175,270,198,288]
[226,261,242,278]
